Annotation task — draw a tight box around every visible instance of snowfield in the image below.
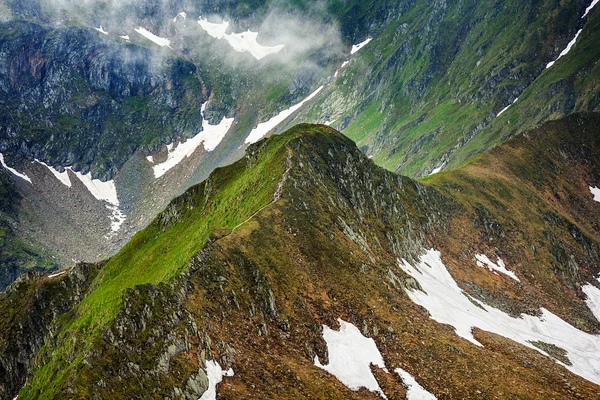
[315,319,388,398]
[0,153,31,183]
[394,368,437,400]
[398,249,600,385]
[199,360,234,400]
[198,17,284,60]
[582,280,600,322]
[546,0,598,69]
[35,159,71,187]
[152,103,234,178]
[134,27,171,48]
[95,26,108,35]
[67,168,127,233]
[245,86,324,144]
[589,186,600,202]
[475,254,520,281]
[350,38,372,54]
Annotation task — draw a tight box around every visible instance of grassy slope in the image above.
[18,125,328,399]
[11,120,600,397]
[424,112,600,330]
[302,0,590,177]
[456,4,600,169]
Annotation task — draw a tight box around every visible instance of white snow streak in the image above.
[583,0,600,18]
[398,249,600,384]
[134,27,171,48]
[119,35,130,41]
[546,29,582,69]
[546,0,598,69]
[315,319,388,398]
[198,17,284,60]
[199,360,234,400]
[245,86,324,145]
[146,155,154,163]
[394,368,437,400]
[35,159,71,187]
[350,38,372,55]
[47,270,67,279]
[496,97,519,117]
[0,153,31,183]
[152,104,234,178]
[475,254,520,282]
[95,26,108,35]
[589,186,600,202]
[582,280,600,322]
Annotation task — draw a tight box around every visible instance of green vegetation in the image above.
[302,0,591,177]
[19,125,330,399]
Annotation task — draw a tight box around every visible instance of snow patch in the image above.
[173,11,187,22]
[394,368,437,400]
[350,38,372,54]
[119,35,130,41]
[68,169,126,233]
[146,155,154,163]
[134,27,171,48]
[341,60,350,69]
[589,186,600,202]
[68,169,119,205]
[95,26,108,35]
[398,249,600,384]
[428,162,446,176]
[198,18,229,39]
[546,0,598,69]
[198,17,284,60]
[546,29,582,69]
[583,0,600,18]
[245,86,324,144]
[582,281,600,322]
[0,153,31,183]
[106,204,126,232]
[475,254,520,282]
[314,319,388,398]
[152,104,234,178]
[35,159,71,187]
[199,360,234,400]
[496,97,519,117]
[47,270,67,279]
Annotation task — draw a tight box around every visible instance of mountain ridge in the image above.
[3,117,600,398]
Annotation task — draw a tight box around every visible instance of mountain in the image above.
[293,0,600,176]
[2,117,600,398]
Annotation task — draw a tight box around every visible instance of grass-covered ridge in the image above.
[18,124,338,399]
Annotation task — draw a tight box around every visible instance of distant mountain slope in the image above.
[295,0,598,177]
[2,0,598,290]
[3,117,600,398]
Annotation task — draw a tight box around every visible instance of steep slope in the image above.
[0,170,55,289]
[3,119,600,399]
[2,0,599,291]
[294,0,599,177]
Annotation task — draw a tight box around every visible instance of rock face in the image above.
[2,119,600,398]
[0,262,101,399]
[0,20,204,180]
